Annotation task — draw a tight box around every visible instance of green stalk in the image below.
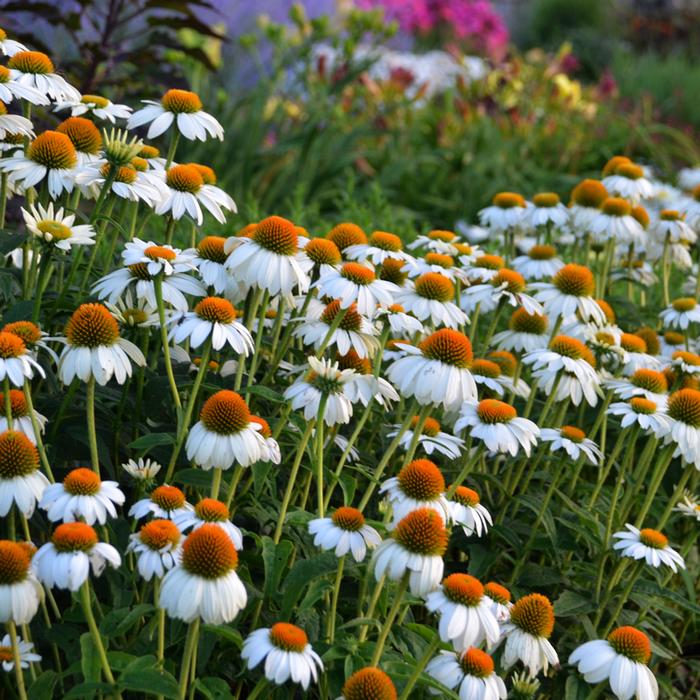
[3,377,13,429]
[398,633,441,700]
[316,306,348,357]
[370,575,409,666]
[7,621,28,700]
[587,427,629,509]
[177,619,200,700]
[600,561,644,637]
[655,465,693,530]
[22,381,53,482]
[86,376,100,477]
[153,274,182,412]
[633,443,676,527]
[315,395,329,518]
[326,555,345,643]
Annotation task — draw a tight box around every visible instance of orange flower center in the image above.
[631,206,650,227]
[510,308,548,334]
[81,94,109,108]
[194,498,229,523]
[484,581,511,605]
[200,390,251,434]
[607,626,651,664]
[620,333,647,354]
[369,231,402,252]
[337,350,372,375]
[452,485,480,507]
[341,262,375,286]
[28,131,77,170]
[393,508,448,556]
[51,522,98,553]
[596,299,616,323]
[600,197,632,217]
[420,329,473,368]
[631,369,667,394]
[488,350,517,377]
[195,296,237,324]
[595,331,615,346]
[305,238,341,266]
[549,335,593,364]
[197,235,227,263]
[510,593,554,638]
[321,300,363,332]
[442,573,484,606]
[638,527,668,549]
[472,359,501,379]
[454,243,473,255]
[491,268,526,293]
[0,390,27,418]
[533,192,560,208]
[664,331,685,346]
[413,415,440,437]
[666,389,700,426]
[0,430,39,478]
[252,215,298,256]
[63,468,101,496]
[602,156,632,176]
[8,50,54,74]
[379,258,408,285]
[139,145,160,159]
[139,519,180,550]
[672,297,697,312]
[150,485,186,511]
[0,332,26,359]
[460,648,494,678]
[428,230,456,242]
[630,397,656,415]
[269,622,308,652]
[331,506,365,532]
[553,264,595,297]
[673,350,700,367]
[250,416,272,439]
[161,88,202,114]
[528,244,556,260]
[634,328,658,354]
[56,117,102,154]
[189,163,216,185]
[475,254,504,271]
[0,540,30,584]
[397,459,445,501]
[165,164,203,194]
[560,425,586,443]
[492,192,525,208]
[36,219,74,240]
[476,398,516,424]
[414,272,454,302]
[341,667,397,700]
[571,179,608,208]
[326,223,367,251]
[100,163,137,184]
[65,303,119,347]
[616,163,643,179]
[128,263,152,281]
[182,524,237,579]
[3,321,41,346]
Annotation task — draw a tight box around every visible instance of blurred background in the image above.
[1,0,699,235]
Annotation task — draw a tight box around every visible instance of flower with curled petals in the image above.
[612,525,685,572]
[0,540,42,624]
[426,648,506,700]
[0,431,48,517]
[126,519,182,581]
[308,507,381,562]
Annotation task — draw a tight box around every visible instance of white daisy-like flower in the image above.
[316,262,397,316]
[531,264,606,324]
[121,239,194,276]
[284,356,358,426]
[464,254,506,283]
[663,388,700,467]
[380,458,450,526]
[492,308,549,353]
[241,623,323,690]
[569,626,658,700]
[308,507,381,562]
[680,187,700,227]
[426,648,506,700]
[106,291,159,329]
[126,519,182,581]
[372,508,447,596]
[605,367,668,407]
[523,192,569,230]
[448,486,492,537]
[169,296,253,354]
[426,574,500,651]
[670,349,700,377]
[0,130,77,198]
[618,335,662,376]
[33,522,121,591]
[188,235,236,295]
[373,303,425,336]
[660,297,700,330]
[128,88,223,140]
[57,303,145,386]
[539,426,602,465]
[0,29,26,56]
[500,593,559,677]
[388,415,464,459]
[7,50,80,102]
[386,329,478,411]
[408,229,461,255]
[0,633,41,671]
[186,390,266,470]
[0,540,42,624]
[173,498,243,549]
[512,243,564,280]
[607,398,675,438]
[39,467,124,525]
[0,389,46,445]
[340,354,399,408]
[395,273,467,329]
[612,524,685,572]
[651,209,696,245]
[0,431,49,518]
[159,525,246,624]
[658,329,688,359]
[54,93,132,122]
[224,216,309,302]
[478,192,528,232]
[129,484,192,521]
[74,160,164,205]
[22,202,95,251]
[0,103,33,140]
[483,582,513,622]
[294,300,379,359]
[603,163,654,203]
[406,252,469,283]
[455,399,539,457]
[250,416,281,465]
[462,268,543,317]
[523,335,601,407]
[344,230,416,265]
[0,64,48,105]
[121,457,161,481]
[675,490,700,521]
[0,331,45,388]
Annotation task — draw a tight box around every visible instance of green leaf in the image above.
[80,633,101,684]
[128,432,175,450]
[194,677,235,700]
[28,671,59,700]
[554,590,596,617]
[202,624,243,649]
[281,552,339,617]
[261,536,294,601]
[2,300,33,324]
[100,604,154,637]
[246,384,285,403]
[0,230,28,254]
[565,674,590,700]
[175,467,213,489]
[119,668,180,699]
[64,682,114,699]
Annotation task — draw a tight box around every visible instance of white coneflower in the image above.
[337,351,399,407]
[74,160,163,205]
[57,303,145,386]
[602,162,653,203]
[539,426,602,465]
[462,268,542,316]
[426,648,506,700]
[33,523,121,591]
[54,93,132,122]
[372,508,448,596]
[0,431,48,517]
[0,102,32,140]
[531,264,606,324]
[387,329,477,411]
[500,593,559,677]
[512,243,564,280]
[344,230,416,265]
[406,252,469,283]
[2,320,56,365]
[129,484,192,521]
[408,229,461,255]
[121,457,161,481]
[0,64,48,105]
[395,272,467,328]
[0,541,42,624]
[448,486,492,537]
[0,389,46,444]
[7,50,80,101]
[492,307,549,353]
[22,202,95,251]
[524,192,569,230]
[569,179,609,233]
[425,574,500,650]
[39,467,124,525]
[299,237,342,277]
[605,367,668,407]
[607,398,675,438]
[316,262,397,316]
[0,633,41,671]
[325,222,368,255]
[308,507,381,562]
[465,254,505,283]
[186,390,266,469]
[658,330,686,358]
[455,399,539,457]
[478,192,527,232]
[0,29,26,56]
[569,626,658,700]
[619,333,662,375]
[387,415,464,459]
[660,297,700,330]
[187,235,235,295]
[651,209,696,245]
[612,525,684,572]
[483,581,513,622]
[126,519,182,581]
[589,197,646,248]
[663,388,700,467]
[106,291,159,329]
[174,498,243,549]
[241,623,323,690]
[373,303,425,336]
[675,490,700,521]
[159,525,246,624]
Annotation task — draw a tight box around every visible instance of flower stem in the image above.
[655,464,693,530]
[370,574,409,666]
[398,632,441,700]
[600,561,644,638]
[86,376,100,477]
[358,574,385,642]
[326,555,345,643]
[165,131,180,170]
[210,467,223,499]
[587,427,629,509]
[7,621,28,700]
[22,381,54,482]
[178,618,200,700]
[315,395,329,518]
[153,274,182,413]
[246,677,268,700]
[316,306,347,357]
[3,377,13,429]
[633,443,676,527]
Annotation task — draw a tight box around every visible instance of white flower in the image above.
[448,486,492,537]
[308,507,381,562]
[612,524,685,572]
[344,230,416,265]
[0,634,41,671]
[74,160,164,206]
[22,202,95,251]
[388,416,464,459]
[0,110,33,140]
[187,235,234,295]
[512,244,564,280]
[129,484,192,521]
[651,211,696,245]
[426,649,506,699]
[0,64,49,105]
[373,304,425,336]
[523,193,569,230]
[607,400,675,438]
[660,298,700,330]
[603,166,654,203]
[461,269,543,318]
[0,330,45,387]
[675,490,700,521]
[315,263,397,316]
[0,31,26,56]
[128,89,223,140]
[33,523,121,591]
[406,254,468,283]
[159,525,246,624]
[0,431,49,518]
[569,627,659,700]
[121,457,161,481]
[531,264,606,324]
[395,274,467,329]
[242,624,323,690]
[40,468,124,525]
[0,541,42,624]
[483,583,513,623]
[7,51,80,102]
[54,94,132,122]
[539,426,602,464]
[0,389,46,445]
[604,369,668,407]
[478,193,527,232]
[126,519,182,581]
[492,308,549,353]
[173,498,243,549]
[408,230,461,255]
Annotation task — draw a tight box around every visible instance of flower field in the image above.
[0,4,698,700]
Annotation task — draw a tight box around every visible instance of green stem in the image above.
[153,274,182,412]
[600,561,644,638]
[86,376,100,477]
[370,574,408,666]
[326,555,345,643]
[358,574,385,642]
[587,427,629,509]
[315,395,329,518]
[633,444,676,527]
[31,248,52,323]
[165,131,181,170]
[398,634,441,700]
[3,377,13,430]
[7,621,28,700]
[178,619,200,700]
[210,467,223,499]
[656,465,693,530]
[316,306,348,356]
[224,464,244,509]
[246,677,268,700]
